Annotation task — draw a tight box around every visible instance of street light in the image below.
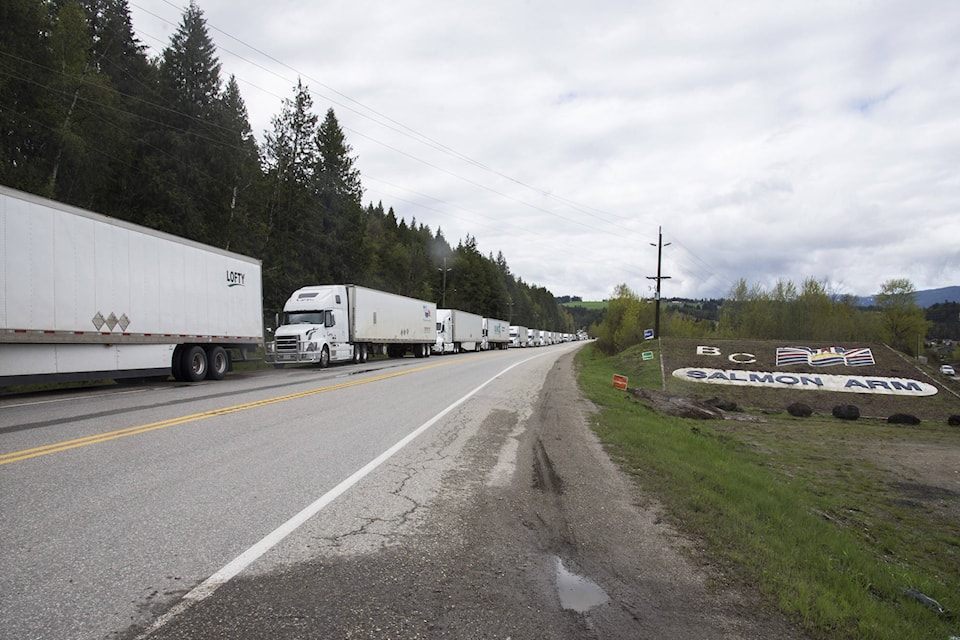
[438,257,453,307]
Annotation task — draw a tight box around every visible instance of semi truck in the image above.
[0,185,264,385]
[481,317,510,350]
[266,285,436,366]
[432,308,483,354]
[509,325,529,348]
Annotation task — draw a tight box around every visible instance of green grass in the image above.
[575,343,959,640]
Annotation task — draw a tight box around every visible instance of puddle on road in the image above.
[554,556,609,613]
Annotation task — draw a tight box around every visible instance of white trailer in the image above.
[266,285,436,366]
[509,325,529,348]
[433,308,483,354]
[481,317,510,350]
[0,185,264,385]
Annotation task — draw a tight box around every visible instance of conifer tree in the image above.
[262,79,319,308]
[139,1,224,240]
[314,108,367,282]
[0,0,56,192]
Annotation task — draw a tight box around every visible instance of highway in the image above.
[0,345,574,640]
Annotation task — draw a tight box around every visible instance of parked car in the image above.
[940,364,956,376]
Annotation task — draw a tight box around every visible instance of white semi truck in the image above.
[433,308,483,354]
[0,185,264,385]
[509,325,529,348]
[266,285,436,366]
[481,317,510,351]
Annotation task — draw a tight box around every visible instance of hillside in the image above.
[858,285,960,308]
[658,338,959,422]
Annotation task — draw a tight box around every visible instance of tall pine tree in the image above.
[139,1,223,240]
[262,79,319,308]
[314,108,367,282]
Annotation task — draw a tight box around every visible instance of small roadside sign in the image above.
[643,329,654,340]
[612,374,628,390]
[642,351,654,361]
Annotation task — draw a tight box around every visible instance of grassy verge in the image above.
[575,343,959,640]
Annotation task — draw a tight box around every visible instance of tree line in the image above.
[1,0,576,332]
[594,277,934,358]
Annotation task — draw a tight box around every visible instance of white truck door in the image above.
[327,310,350,361]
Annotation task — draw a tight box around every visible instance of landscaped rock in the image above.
[705,397,740,412]
[786,402,813,418]
[832,404,860,420]
[887,413,921,425]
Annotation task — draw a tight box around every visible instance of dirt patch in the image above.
[860,442,960,524]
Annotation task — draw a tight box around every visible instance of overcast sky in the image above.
[129,0,959,301]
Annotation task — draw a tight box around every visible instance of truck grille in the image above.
[275,335,300,353]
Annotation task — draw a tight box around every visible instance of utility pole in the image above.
[646,226,671,338]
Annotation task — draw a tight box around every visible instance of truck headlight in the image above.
[306,342,316,352]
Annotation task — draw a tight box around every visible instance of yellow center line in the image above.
[1,358,463,466]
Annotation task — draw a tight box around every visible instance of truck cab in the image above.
[433,310,454,354]
[267,286,354,367]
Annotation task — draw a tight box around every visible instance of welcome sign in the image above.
[673,367,938,397]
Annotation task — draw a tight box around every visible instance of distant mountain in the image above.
[857,286,960,308]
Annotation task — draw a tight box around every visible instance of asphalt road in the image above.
[0,346,574,639]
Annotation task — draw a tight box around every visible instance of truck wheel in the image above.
[353,343,367,363]
[205,346,228,380]
[182,345,208,382]
[319,346,330,368]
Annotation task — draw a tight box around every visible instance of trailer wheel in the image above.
[360,344,368,362]
[206,346,228,380]
[182,345,208,382]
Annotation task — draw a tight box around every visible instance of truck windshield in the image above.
[284,311,325,325]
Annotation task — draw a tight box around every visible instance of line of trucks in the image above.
[1,186,581,386]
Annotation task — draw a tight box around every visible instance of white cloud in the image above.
[129,0,960,300]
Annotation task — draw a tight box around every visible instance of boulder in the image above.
[832,405,860,420]
[948,415,960,427]
[787,402,813,418]
[887,413,921,425]
[705,397,740,412]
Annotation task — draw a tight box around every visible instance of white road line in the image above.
[137,351,548,638]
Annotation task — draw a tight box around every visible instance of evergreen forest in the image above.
[0,0,577,333]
